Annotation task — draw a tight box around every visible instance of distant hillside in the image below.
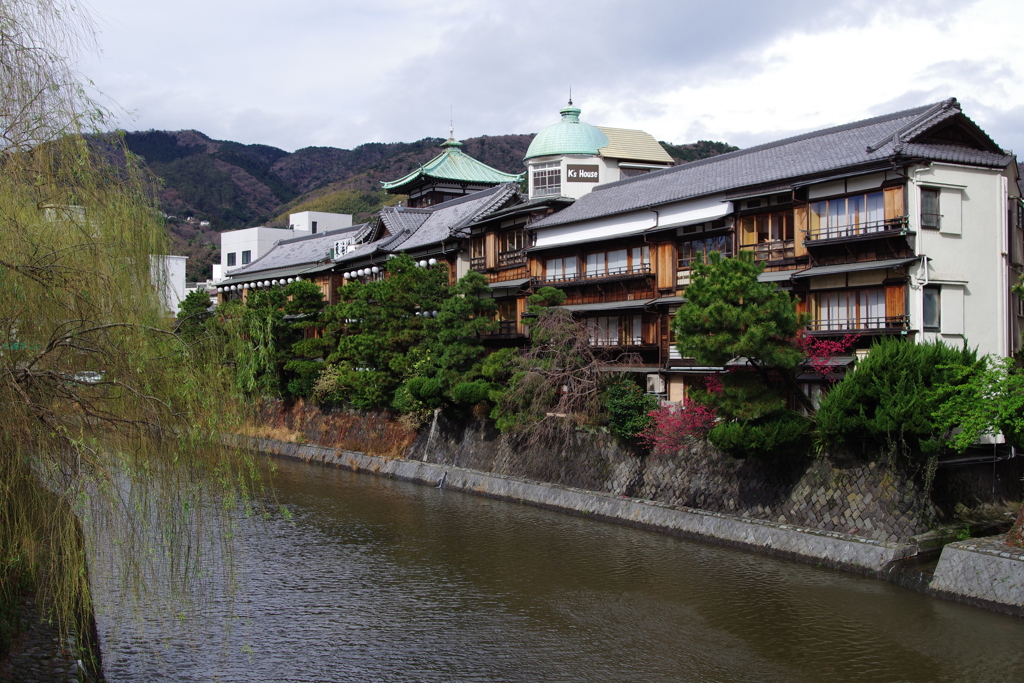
[120,129,735,281]
[660,140,739,163]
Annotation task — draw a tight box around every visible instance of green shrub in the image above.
[601,378,658,442]
[815,338,980,462]
[708,411,812,461]
[450,380,492,406]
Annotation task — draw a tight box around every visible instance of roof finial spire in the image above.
[568,85,572,107]
[440,105,462,150]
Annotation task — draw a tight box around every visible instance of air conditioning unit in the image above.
[646,373,665,395]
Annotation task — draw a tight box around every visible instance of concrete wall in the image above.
[406,415,1024,544]
[289,211,353,234]
[219,226,299,278]
[930,535,1024,616]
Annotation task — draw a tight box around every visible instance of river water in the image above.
[96,457,1024,682]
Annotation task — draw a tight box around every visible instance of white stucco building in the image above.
[289,211,353,234]
[150,255,188,313]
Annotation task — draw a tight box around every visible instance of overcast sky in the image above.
[79,0,1024,156]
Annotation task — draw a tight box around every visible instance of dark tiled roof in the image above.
[533,98,1013,230]
[224,225,365,277]
[387,183,519,252]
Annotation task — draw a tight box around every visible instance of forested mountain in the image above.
[660,140,739,163]
[120,129,735,281]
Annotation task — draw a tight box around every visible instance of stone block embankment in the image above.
[930,536,1024,616]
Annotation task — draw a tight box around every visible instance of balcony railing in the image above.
[497,249,527,267]
[484,320,522,336]
[470,256,485,271]
[806,216,909,242]
[541,262,651,285]
[806,315,909,333]
[588,335,648,348]
[739,239,795,262]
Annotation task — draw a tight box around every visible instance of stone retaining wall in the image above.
[930,535,1024,616]
[409,415,941,543]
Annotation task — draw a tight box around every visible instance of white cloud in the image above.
[78,0,1024,155]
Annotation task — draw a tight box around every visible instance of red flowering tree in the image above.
[639,376,720,456]
[793,333,860,381]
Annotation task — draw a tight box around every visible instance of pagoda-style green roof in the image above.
[382,138,523,192]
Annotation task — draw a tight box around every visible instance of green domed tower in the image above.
[524,101,674,200]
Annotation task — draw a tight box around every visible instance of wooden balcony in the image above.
[805,216,909,244]
[540,263,652,286]
[587,335,657,349]
[805,314,909,335]
[482,320,524,337]
[497,249,527,267]
[738,239,794,263]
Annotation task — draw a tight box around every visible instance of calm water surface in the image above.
[97,457,1024,682]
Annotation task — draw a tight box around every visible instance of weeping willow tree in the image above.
[0,0,260,663]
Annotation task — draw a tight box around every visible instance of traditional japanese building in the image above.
[526,98,1023,404]
[214,222,371,305]
[333,182,523,286]
[464,103,675,354]
[381,130,523,208]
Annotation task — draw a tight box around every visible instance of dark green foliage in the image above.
[481,347,518,383]
[175,289,213,342]
[601,377,658,442]
[526,286,567,311]
[450,380,493,406]
[212,145,297,205]
[672,251,803,373]
[391,270,499,416]
[700,371,787,422]
[659,140,739,164]
[405,376,443,407]
[708,411,813,461]
[320,254,449,410]
[280,280,327,398]
[152,155,252,227]
[816,338,980,461]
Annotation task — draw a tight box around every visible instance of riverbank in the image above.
[251,436,1024,617]
[0,596,93,683]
